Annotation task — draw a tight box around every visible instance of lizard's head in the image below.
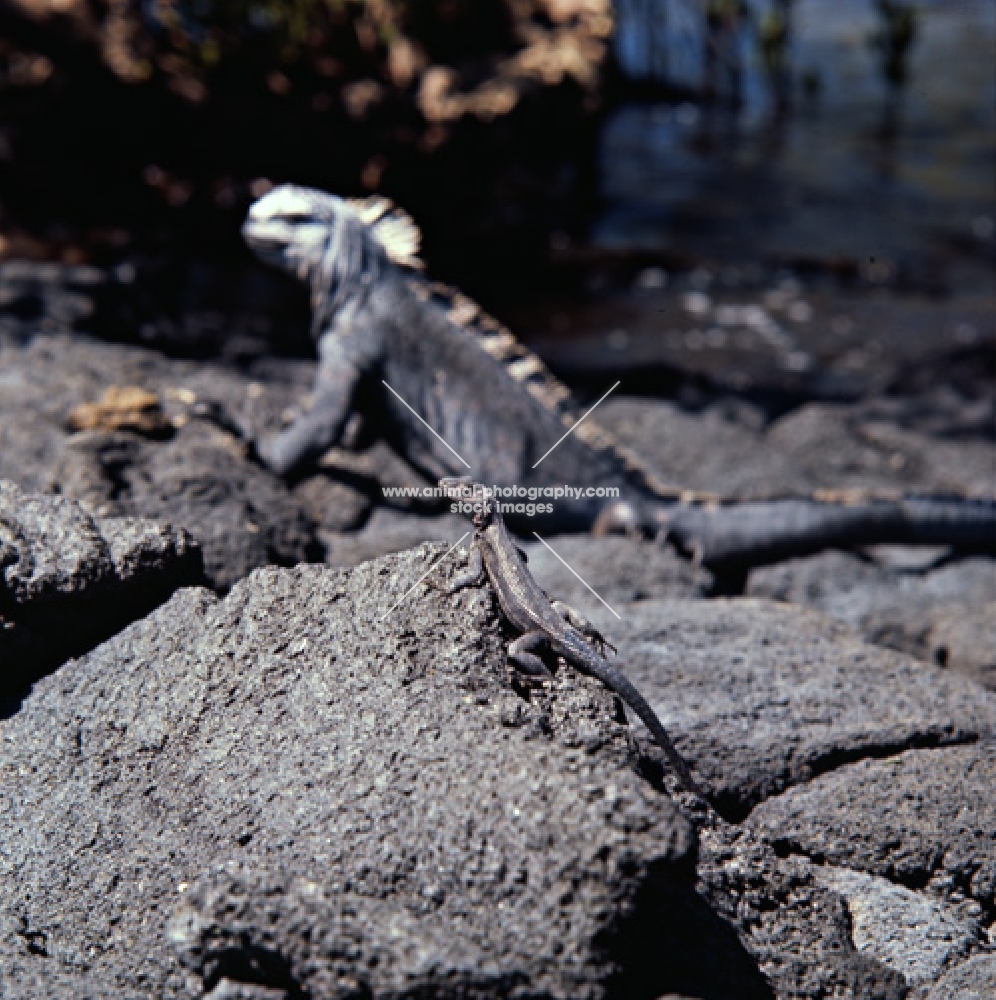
[471,496,497,530]
[439,477,497,530]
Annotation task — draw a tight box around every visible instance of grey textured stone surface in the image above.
[920,953,996,1000]
[594,398,810,498]
[747,553,996,688]
[5,545,788,1000]
[766,403,996,496]
[0,332,320,589]
[320,506,469,569]
[520,534,713,608]
[748,743,996,917]
[4,540,980,998]
[0,479,203,700]
[927,604,996,690]
[694,819,907,1000]
[812,865,978,984]
[580,599,996,817]
[595,396,996,499]
[291,471,373,533]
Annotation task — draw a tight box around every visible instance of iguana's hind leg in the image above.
[509,631,554,685]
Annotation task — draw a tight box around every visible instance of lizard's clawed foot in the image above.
[507,665,553,690]
[551,601,616,656]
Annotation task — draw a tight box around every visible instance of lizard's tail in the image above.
[657,494,996,571]
[566,635,701,794]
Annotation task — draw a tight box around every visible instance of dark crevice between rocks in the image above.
[200,944,310,1000]
[601,856,774,1000]
[0,554,205,720]
[15,917,49,959]
[771,836,931,888]
[722,732,983,826]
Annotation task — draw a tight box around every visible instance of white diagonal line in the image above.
[532,381,621,468]
[531,532,621,619]
[380,532,470,621]
[381,380,471,469]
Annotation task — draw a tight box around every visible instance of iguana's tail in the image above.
[658,494,996,571]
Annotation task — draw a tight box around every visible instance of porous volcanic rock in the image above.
[320,506,469,569]
[2,545,778,1000]
[748,743,996,920]
[3,542,960,998]
[926,603,996,690]
[594,395,996,499]
[0,479,202,703]
[0,332,320,589]
[577,599,996,819]
[917,953,996,1000]
[766,403,996,496]
[693,819,908,1000]
[595,398,811,498]
[807,865,979,986]
[747,552,996,688]
[520,533,713,607]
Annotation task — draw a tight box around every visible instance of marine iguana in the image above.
[439,476,699,792]
[242,184,996,571]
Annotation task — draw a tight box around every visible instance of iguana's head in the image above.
[243,184,354,280]
[243,184,422,332]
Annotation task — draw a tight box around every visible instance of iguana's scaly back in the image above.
[243,184,689,502]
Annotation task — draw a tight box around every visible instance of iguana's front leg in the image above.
[256,337,368,478]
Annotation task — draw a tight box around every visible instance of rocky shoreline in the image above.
[1,295,994,996]
[2,1,993,992]
[1,540,993,998]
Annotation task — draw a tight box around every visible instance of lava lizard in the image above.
[439,476,700,793]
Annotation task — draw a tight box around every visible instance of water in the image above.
[598,0,996,281]
[511,3,994,401]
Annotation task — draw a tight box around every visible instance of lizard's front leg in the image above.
[551,601,617,656]
[508,631,554,685]
[445,544,484,593]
